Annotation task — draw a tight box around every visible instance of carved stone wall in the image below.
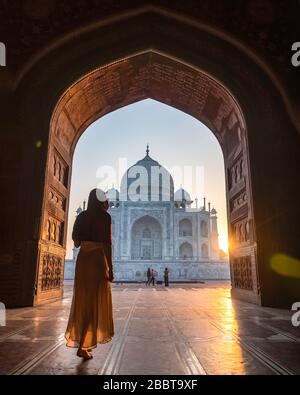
[35,139,71,303]
[41,253,63,291]
[1,0,298,89]
[52,150,69,187]
[50,53,247,154]
[232,256,253,291]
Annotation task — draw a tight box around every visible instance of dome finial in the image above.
[146,143,149,156]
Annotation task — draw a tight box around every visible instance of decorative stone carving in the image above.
[232,218,251,245]
[231,190,247,211]
[228,155,245,191]
[219,111,243,156]
[0,1,294,76]
[48,188,66,211]
[232,256,253,290]
[130,208,164,227]
[202,92,224,122]
[45,216,64,245]
[230,190,248,222]
[52,150,68,187]
[41,253,63,291]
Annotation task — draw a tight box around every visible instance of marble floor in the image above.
[0,281,299,375]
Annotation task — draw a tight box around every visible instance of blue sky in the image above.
[66,99,228,258]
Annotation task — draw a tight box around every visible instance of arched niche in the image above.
[131,215,162,260]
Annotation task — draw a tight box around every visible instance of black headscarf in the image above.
[86,188,108,214]
[72,189,111,244]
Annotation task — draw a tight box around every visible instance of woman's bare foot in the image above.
[77,348,93,360]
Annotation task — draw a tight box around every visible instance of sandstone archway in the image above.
[33,51,257,305]
[3,7,298,309]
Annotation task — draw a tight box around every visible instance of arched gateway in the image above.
[2,7,299,309]
[39,52,257,304]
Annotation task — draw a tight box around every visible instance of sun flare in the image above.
[219,233,229,253]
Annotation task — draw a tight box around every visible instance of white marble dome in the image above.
[120,147,174,202]
[174,188,192,202]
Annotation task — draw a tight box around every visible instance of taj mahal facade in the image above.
[65,148,229,282]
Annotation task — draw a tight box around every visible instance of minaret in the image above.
[76,206,82,216]
[210,207,219,259]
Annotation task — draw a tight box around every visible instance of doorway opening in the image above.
[63,99,230,284]
[36,52,258,305]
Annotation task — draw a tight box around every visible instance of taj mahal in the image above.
[65,147,229,282]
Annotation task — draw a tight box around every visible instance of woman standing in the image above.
[164,268,169,287]
[146,267,151,286]
[65,189,114,360]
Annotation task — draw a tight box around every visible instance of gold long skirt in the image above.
[65,241,114,350]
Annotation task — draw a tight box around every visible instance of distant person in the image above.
[146,267,151,286]
[164,268,169,287]
[65,188,114,360]
[150,269,156,286]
